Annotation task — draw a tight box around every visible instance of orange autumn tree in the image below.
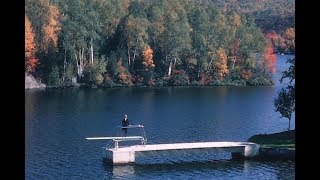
[264,41,276,74]
[265,30,286,53]
[213,48,229,80]
[25,15,38,74]
[142,46,156,86]
[43,4,61,52]
[142,47,155,70]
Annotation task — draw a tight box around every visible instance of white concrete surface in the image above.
[105,141,260,164]
[86,136,144,140]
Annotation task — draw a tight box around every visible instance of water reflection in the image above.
[103,160,244,179]
[103,163,135,179]
[103,159,294,179]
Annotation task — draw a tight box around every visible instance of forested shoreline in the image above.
[25,0,294,88]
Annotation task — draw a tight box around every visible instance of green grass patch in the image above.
[248,130,295,150]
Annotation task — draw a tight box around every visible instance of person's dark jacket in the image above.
[122,118,129,127]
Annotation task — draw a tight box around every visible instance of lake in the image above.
[25,55,295,179]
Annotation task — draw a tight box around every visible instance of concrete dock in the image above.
[86,125,259,164]
[104,141,260,164]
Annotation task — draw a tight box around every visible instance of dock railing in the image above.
[86,124,148,150]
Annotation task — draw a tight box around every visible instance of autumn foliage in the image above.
[213,48,229,80]
[240,69,252,80]
[148,78,155,86]
[283,27,295,51]
[117,58,133,86]
[43,4,61,51]
[142,47,155,70]
[264,41,276,74]
[230,39,240,67]
[265,30,278,40]
[231,12,241,28]
[24,0,285,87]
[265,30,286,53]
[169,69,190,86]
[199,73,213,86]
[232,39,240,56]
[25,15,38,73]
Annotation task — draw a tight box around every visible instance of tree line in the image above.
[25,0,294,88]
[206,0,295,54]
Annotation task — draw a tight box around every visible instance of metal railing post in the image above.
[114,140,119,150]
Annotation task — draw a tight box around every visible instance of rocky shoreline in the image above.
[25,74,46,89]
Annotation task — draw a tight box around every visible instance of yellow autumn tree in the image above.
[230,11,241,35]
[213,48,229,80]
[142,47,155,70]
[43,4,61,52]
[25,15,38,73]
[283,27,295,51]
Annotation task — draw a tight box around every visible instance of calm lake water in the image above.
[25,55,295,179]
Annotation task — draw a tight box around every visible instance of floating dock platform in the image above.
[86,125,260,164]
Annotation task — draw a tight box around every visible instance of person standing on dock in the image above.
[121,115,129,136]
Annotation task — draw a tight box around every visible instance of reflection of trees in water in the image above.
[25,90,41,151]
[25,90,38,121]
